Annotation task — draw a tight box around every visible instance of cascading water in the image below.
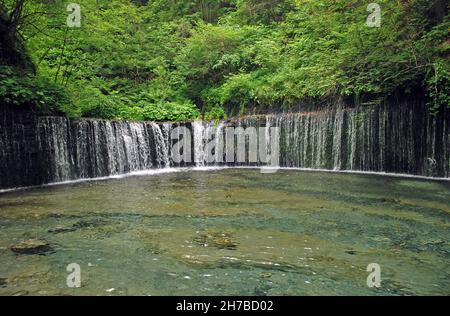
[0,101,449,190]
[151,122,170,168]
[193,121,206,167]
[190,105,449,176]
[34,119,171,185]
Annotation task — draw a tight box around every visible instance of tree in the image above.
[0,0,34,69]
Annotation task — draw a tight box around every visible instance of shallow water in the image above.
[0,169,449,296]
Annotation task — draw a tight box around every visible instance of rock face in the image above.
[0,106,43,189]
[10,239,53,255]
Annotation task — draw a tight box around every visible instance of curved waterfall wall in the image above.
[1,102,449,189]
[37,118,172,183]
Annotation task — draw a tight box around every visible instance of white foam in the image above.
[0,168,182,194]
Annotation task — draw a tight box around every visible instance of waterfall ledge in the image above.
[1,102,449,190]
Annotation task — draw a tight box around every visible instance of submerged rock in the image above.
[72,219,104,229]
[194,232,239,250]
[10,239,53,255]
[48,226,77,234]
[0,277,7,288]
[48,219,105,235]
[260,272,272,279]
[214,236,238,250]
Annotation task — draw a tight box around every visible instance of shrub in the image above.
[204,106,227,120]
[142,101,200,121]
[0,66,70,115]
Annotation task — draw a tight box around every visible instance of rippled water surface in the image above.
[0,169,449,295]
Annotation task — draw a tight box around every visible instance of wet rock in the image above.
[48,219,105,234]
[73,220,94,229]
[10,239,53,255]
[260,272,272,279]
[194,232,238,250]
[380,198,401,204]
[0,277,7,288]
[254,287,267,296]
[72,219,104,229]
[48,226,77,234]
[254,283,272,296]
[215,237,238,250]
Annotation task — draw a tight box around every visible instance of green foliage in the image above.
[427,60,450,114]
[142,101,200,122]
[2,0,448,120]
[204,106,227,120]
[0,66,70,115]
[218,73,258,114]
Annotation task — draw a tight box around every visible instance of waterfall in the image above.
[151,122,170,168]
[0,101,449,189]
[192,120,226,166]
[35,119,171,184]
[37,117,72,183]
[193,121,206,166]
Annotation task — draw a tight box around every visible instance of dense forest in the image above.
[0,0,448,121]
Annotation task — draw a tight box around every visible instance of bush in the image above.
[71,84,120,119]
[204,106,227,120]
[0,66,70,115]
[118,106,145,121]
[142,101,200,121]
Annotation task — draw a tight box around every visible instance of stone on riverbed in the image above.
[48,226,77,234]
[48,219,105,234]
[10,239,53,255]
[194,231,239,250]
[0,277,8,288]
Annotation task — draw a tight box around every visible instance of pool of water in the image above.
[0,168,449,296]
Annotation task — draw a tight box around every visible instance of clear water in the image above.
[0,169,449,296]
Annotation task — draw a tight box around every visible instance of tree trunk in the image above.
[0,5,34,71]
